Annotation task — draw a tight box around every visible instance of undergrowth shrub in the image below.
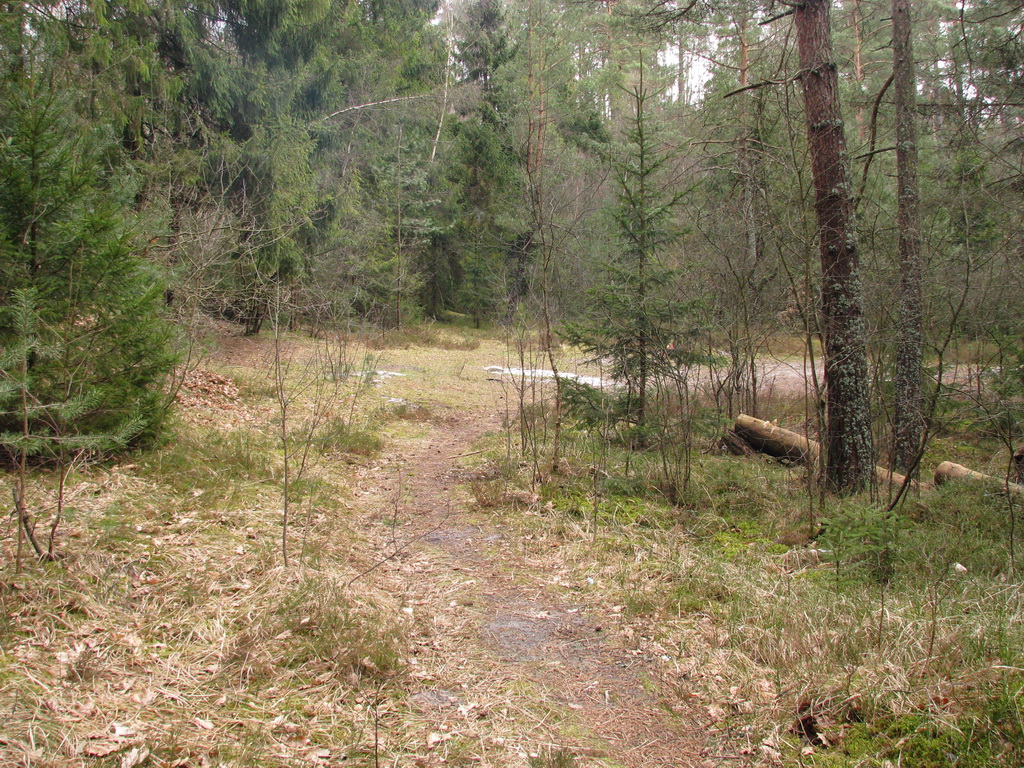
[469,478,506,508]
[819,502,903,584]
[555,387,728,508]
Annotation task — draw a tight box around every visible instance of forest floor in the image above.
[0,329,751,768]
[4,326,1020,768]
[278,330,738,766]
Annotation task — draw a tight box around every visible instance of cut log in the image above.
[734,414,818,464]
[722,429,756,457]
[934,461,1024,495]
[734,414,921,491]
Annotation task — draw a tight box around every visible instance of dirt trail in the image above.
[354,385,723,767]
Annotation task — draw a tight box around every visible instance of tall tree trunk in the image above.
[795,0,875,493]
[676,23,687,105]
[850,0,866,140]
[736,8,762,416]
[395,126,404,330]
[603,0,615,118]
[525,0,562,474]
[891,0,924,473]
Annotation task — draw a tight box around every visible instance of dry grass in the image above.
[0,429,412,767]
[482,410,1024,765]
[465,324,1024,763]
[362,325,482,352]
[6,323,1021,767]
[0,330,428,767]
[0,327,630,768]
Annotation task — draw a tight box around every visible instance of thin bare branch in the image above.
[760,8,796,25]
[322,95,430,122]
[723,74,800,99]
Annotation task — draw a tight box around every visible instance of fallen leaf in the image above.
[131,690,158,706]
[761,743,782,762]
[120,633,143,649]
[83,741,124,757]
[193,718,214,730]
[707,705,727,720]
[427,732,451,749]
[121,746,150,767]
[76,701,100,717]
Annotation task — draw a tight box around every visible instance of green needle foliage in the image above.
[0,289,149,456]
[561,64,697,431]
[0,78,178,457]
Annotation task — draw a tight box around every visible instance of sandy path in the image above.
[353,384,722,767]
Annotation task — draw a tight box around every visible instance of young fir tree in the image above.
[0,290,151,563]
[0,77,178,453]
[561,64,692,433]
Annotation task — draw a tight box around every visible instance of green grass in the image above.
[363,324,481,350]
[807,698,1024,767]
[313,417,384,456]
[139,422,277,497]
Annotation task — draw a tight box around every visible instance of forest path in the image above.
[351,366,723,767]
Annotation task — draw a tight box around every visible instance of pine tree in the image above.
[432,0,521,324]
[891,0,924,474]
[794,0,874,493]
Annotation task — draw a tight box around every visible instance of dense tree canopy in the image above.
[1,0,1022,479]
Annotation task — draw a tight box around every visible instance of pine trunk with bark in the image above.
[891,0,924,474]
[794,0,875,493]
